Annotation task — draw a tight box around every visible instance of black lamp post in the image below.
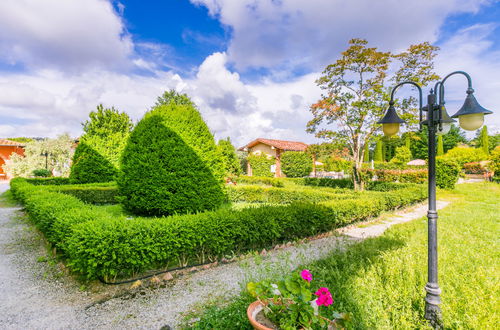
[378,71,493,327]
[40,152,49,170]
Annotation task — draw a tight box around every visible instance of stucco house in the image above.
[239,138,308,177]
[0,139,25,180]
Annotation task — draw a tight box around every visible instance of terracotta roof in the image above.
[0,139,25,147]
[240,138,308,152]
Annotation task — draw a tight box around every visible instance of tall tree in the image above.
[374,139,384,162]
[153,90,195,108]
[479,126,489,155]
[363,141,370,162]
[217,137,242,176]
[307,39,439,190]
[81,104,133,169]
[437,135,444,156]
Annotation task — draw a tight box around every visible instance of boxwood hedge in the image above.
[10,178,426,280]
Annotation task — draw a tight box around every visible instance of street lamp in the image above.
[40,151,49,170]
[377,71,493,327]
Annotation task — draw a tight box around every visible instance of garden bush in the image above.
[118,107,225,216]
[11,178,426,280]
[26,177,71,185]
[280,151,312,178]
[69,142,117,183]
[247,153,274,177]
[54,183,119,204]
[436,157,461,189]
[234,176,285,187]
[32,169,51,177]
[302,177,354,189]
[360,169,427,184]
[442,145,487,166]
[323,156,353,174]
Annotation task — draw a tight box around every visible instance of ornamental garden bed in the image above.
[10,177,426,282]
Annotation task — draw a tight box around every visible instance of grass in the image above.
[185,183,499,329]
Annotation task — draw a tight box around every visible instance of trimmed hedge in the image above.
[302,177,354,189]
[247,153,275,177]
[234,176,285,187]
[26,177,71,185]
[360,169,427,184]
[226,185,356,204]
[118,109,225,216]
[11,178,426,280]
[54,184,119,204]
[436,157,460,189]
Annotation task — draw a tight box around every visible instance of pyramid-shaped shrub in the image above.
[70,142,117,183]
[118,103,225,216]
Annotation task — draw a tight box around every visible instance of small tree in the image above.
[374,139,384,162]
[479,126,489,155]
[281,151,313,177]
[307,39,439,190]
[437,135,444,156]
[217,138,241,176]
[70,142,117,183]
[363,142,370,162]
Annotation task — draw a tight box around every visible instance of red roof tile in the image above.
[240,138,308,152]
[0,139,25,147]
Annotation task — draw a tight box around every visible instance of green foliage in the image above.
[2,134,73,178]
[11,178,425,280]
[26,177,71,185]
[374,139,384,162]
[490,146,500,179]
[442,145,488,167]
[323,156,353,174]
[302,177,354,189]
[70,142,117,184]
[436,157,460,189]
[55,183,119,204]
[236,151,248,174]
[437,135,444,156]
[479,125,489,155]
[390,146,411,165]
[411,125,468,159]
[361,169,427,184]
[235,176,285,187]
[153,89,195,108]
[217,138,241,176]
[363,142,370,162]
[247,153,274,177]
[463,162,487,175]
[118,104,225,216]
[5,137,33,143]
[81,104,133,169]
[281,151,312,178]
[32,169,51,177]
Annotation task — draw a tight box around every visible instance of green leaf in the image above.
[285,278,300,294]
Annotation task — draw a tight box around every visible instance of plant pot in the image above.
[247,301,277,330]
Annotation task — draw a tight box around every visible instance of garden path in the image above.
[0,181,449,330]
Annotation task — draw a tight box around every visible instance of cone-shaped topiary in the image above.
[118,103,225,216]
[70,142,117,183]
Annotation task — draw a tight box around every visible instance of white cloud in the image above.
[0,0,133,72]
[191,0,489,72]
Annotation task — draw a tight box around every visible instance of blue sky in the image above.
[0,0,499,145]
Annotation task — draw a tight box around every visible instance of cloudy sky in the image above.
[0,0,499,147]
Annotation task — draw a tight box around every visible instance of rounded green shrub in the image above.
[70,142,117,183]
[281,151,312,177]
[436,157,460,189]
[247,153,275,177]
[118,104,225,216]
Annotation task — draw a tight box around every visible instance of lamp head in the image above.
[451,88,493,131]
[437,105,456,135]
[377,103,405,136]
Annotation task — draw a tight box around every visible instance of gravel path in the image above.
[0,182,449,330]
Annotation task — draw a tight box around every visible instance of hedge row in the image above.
[233,176,285,187]
[301,177,354,189]
[11,178,426,280]
[361,169,428,184]
[26,177,72,185]
[53,184,119,204]
[226,185,356,204]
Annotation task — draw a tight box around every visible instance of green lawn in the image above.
[186,183,499,329]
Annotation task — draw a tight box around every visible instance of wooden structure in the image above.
[0,139,25,180]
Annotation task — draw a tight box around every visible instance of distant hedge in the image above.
[281,151,312,178]
[118,105,225,216]
[11,178,426,280]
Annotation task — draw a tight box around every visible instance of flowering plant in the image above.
[247,269,348,329]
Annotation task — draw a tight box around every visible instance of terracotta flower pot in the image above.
[247,301,275,330]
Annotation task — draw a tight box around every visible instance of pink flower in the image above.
[314,287,333,306]
[300,269,313,282]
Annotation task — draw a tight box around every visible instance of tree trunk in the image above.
[352,162,364,191]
